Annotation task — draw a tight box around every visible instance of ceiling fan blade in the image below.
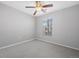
[33,10,37,15]
[42,4,53,8]
[25,6,35,8]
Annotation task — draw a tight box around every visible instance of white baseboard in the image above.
[0,38,79,51]
[37,38,79,51]
[0,39,34,50]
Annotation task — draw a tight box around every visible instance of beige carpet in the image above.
[0,39,79,58]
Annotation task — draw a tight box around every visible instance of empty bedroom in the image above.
[0,0,79,58]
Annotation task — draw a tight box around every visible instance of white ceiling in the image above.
[1,1,79,17]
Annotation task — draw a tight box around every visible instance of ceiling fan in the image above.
[25,1,53,15]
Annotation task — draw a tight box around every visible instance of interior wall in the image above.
[0,3,35,47]
[36,4,79,50]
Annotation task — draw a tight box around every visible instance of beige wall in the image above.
[0,3,35,47]
[36,4,79,50]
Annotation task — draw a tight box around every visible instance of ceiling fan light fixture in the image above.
[35,1,42,11]
[36,7,42,11]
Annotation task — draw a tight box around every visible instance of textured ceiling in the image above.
[1,1,79,17]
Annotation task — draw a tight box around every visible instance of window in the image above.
[43,18,52,36]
